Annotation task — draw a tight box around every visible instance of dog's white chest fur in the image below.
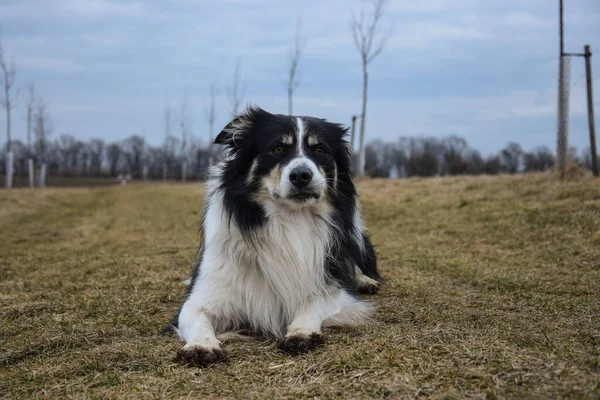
[190,192,332,337]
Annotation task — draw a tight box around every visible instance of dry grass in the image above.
[1,174,599,399]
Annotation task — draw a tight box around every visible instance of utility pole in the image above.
[560,45,598,177]
[584,45,598,177]
[556,0,569,178]
[559,0,564,57]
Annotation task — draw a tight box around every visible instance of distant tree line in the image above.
[362,135,598,178]
[1,132,598,182]
[0,133,213,181]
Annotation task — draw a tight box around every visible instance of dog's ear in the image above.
[313,117,349,140]
[328,122,350,140]
[215,106,269,148]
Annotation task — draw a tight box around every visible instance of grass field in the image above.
[1,174,599,399]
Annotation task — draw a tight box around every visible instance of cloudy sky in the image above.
[1,0,599,155]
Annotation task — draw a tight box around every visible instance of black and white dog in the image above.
[166,106,381,366]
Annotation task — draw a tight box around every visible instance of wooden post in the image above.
[584,45,598,177]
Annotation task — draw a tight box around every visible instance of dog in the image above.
[164,106,381,366]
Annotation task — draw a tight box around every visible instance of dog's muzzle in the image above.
[288,166,319,202]
[289,166,313,189]
[279,158,326,204]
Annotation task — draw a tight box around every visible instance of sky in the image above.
[0,0,599,155]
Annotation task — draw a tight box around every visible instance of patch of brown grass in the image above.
[1,175,599,399]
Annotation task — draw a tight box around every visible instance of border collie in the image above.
[165,106,381,366]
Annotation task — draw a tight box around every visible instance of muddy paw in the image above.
[175,345,226,367]
[277,333,324,355]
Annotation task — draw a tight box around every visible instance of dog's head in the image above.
[215,106,351,210]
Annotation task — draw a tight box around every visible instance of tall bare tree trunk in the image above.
[163,106,172,181]
[5,151,13,188]
[4,74,12,189]
[350,115,357,149]
[349,0,391,177]
[288,86,293,116]
[177,96,191,182]
[357,60,368,176]
[205,83,219,168]
[34,97,51,188]
[5,83,10,149]
[28,158,34,188]
[181,161,187,182]
[227,59,246,118]
[286,17,303,116]
[208,115,215,168]
[27,84,35,188]
[1,40,16,189]
[39,163,47,188]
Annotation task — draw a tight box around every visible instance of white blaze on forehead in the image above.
[296,117,306,155]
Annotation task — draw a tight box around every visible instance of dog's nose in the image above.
[289,167,313,188]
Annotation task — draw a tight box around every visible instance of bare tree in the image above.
[122,135,145,178]
[34,97,51,187]
[204,82,219,166]
[287,17,304,115]
[204,83,219,143]
[441,136,469,175]
[523,147,554,172]
[88,139,104,176]
[163,105,173,180]
[227,58,246,117]
[106,142,122,177]
[25,84,35,152]
[25,84,35,187]
[350,0,392,176]
[500,142,523,174]
[0,35,17,188]
[178,94,192,181]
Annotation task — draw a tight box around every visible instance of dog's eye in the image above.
[273,146,285,154]
[315,147,327,155]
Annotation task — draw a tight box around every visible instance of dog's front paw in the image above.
[175,345,225,367]
[277,333,324,355]
[358,276,380,295]
[358,281,380,295]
